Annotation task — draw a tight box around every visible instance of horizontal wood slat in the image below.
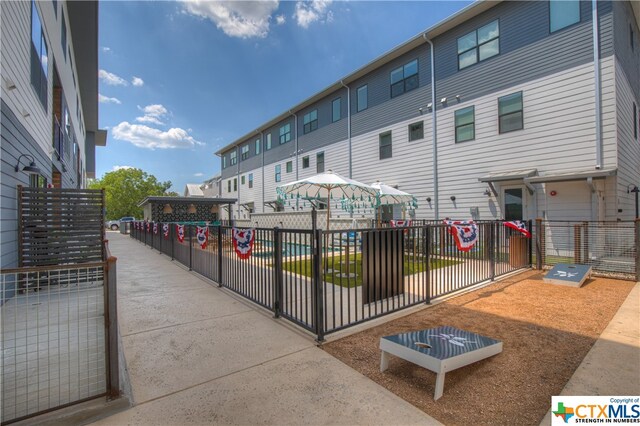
[19,186,105,266]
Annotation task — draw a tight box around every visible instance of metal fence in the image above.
[131,221,535,341]
[534,220,638,279]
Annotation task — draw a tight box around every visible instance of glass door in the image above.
[503,187,524,220]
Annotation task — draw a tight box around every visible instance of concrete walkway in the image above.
[93,233,439,425]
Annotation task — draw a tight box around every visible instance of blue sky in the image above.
[97,0,471,192]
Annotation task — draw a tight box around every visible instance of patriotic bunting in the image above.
[232,228,256,259]
[145,221,150,233]
[390,219,412,227]
[153,222,158,235]
[176,224,185,243]
[444,220,479,252]
[503,220,531,238]
[196,226,208,249]
[162,223,169,239]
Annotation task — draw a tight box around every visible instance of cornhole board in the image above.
[543,263,592,288]
[380,326,503,400]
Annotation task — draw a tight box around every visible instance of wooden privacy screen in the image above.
[18,186,105,266]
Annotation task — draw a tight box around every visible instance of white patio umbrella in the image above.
[371,181,418,225]
[276,170,378,230]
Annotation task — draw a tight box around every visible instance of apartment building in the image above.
[216,0,639,224]
[1,0,105,268]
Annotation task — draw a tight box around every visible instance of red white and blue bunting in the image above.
[153,222,158,235]
[145,221,150,233]
[390,219,412,227]
[162,223,169,239]
[503,220,531,238]
[232,228,255,260]
[444,220,478,252]
[196,226,208,249]
[176,224,185,243]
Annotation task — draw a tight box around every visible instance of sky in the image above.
[97,0,472,193]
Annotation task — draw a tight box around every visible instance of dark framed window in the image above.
[357,85,368,112]
[222,156,227,169]
[631,25,635,52]
[303,110,318,134]
[332,98,341,122]
[302,156,310,169]
[275,165,281,182]
[498,92,523,133]
[31,0,48,109]
[241,175,245,185]
[390,59,419,98]
[61,11,67,61]
[279,123,291,144]
[255,138,261,155]
[248,173,253,189]
[458,20,499,70]
[241,144,249,160]
[316,152,325,173]
[550,0,580,33]
[230,150,237,165]
[286,161,293,173]
[634,102,638,140]
[233,178,237,191]
[379,131,392,160]
[266,133,272,150]
[29,174,47,188]
[408,121,424,141]
[455,106,475,143]
[227,180,231,192]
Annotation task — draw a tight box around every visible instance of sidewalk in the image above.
[93,233,439,425]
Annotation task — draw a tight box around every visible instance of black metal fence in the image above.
[131,221,534,341]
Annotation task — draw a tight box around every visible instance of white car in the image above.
[106,216,135,231]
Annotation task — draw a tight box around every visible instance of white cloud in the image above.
[98,94,122,104]
[136,104,169,126]
[112,165,134,171]
[132,76,144,86]
[112,122,204,150]
[99,69,128,86]
[275,14,286,25]
[182,0,279,39]
[194,172,204,177]
[102,46,111,52]
[294,0,333,28]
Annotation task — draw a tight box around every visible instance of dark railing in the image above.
[131,220,536,341]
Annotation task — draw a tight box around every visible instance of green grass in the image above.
[282,252,461,287]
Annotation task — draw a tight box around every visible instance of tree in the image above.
[89,168,174,219]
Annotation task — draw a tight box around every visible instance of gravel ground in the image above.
[322,270,635,426]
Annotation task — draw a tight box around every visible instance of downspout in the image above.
[260,131,264,214]
[592,0,603,169]
[423,34,439,219]
[340,80,352,179]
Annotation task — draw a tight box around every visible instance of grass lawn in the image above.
[282,252,461,287]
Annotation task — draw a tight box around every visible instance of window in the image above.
[241,175,245,185]
[31,0,48,109]
[286,161,293,173]
[241,144,250,160]
[634,103,638,140]
[61,11,67,61]
[357,85,368,112]
[230,150,237,165]
[408,121,424,141]
[316,152,325,173]
[275,165,281,182]
[390,59,419,98]
[455,106,475,142]
[255,138,261,155]
[266,133,272,150]
[248,173,253,189]
[457,20,499,70]
[332,98,341,122]
[30,174,47,188]
[498,92,523,133]
[303,110,318,134]
[504,188,523,221]
[223,156,227,169]
[233,178,237,191]
[227,180,231,192]
[279,123,291,144]
[302,156,310,169]
[379,132,392,159]
[550,0,580,33]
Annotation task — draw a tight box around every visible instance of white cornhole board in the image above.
[379,326,502,400]
[543,263,592,288]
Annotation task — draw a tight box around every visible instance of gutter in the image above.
[423,34,439,219]
[592,0,603,169]
[340,81,352,179]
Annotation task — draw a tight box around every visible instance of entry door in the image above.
[503,187,525,221]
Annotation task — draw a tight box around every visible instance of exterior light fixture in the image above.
[14,154,41,175]
[450,196,456,201]
[440,97,447,105]
[162,204,173,214]
[187,204,197,214]
[483,189,492,196]
[426,197,432,203]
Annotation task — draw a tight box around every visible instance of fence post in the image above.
[489,222,495,281]
[217,226,223,286]
[425,226,431,304]
[188,225,193,271]
[635,220,640,282]
[273,227,282,318]
[574,224,581,264]
[171,224,175,260]
[104,246,120,399]
[528,219,533,267]
[536,218,544,270]
[314,228,325,342]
